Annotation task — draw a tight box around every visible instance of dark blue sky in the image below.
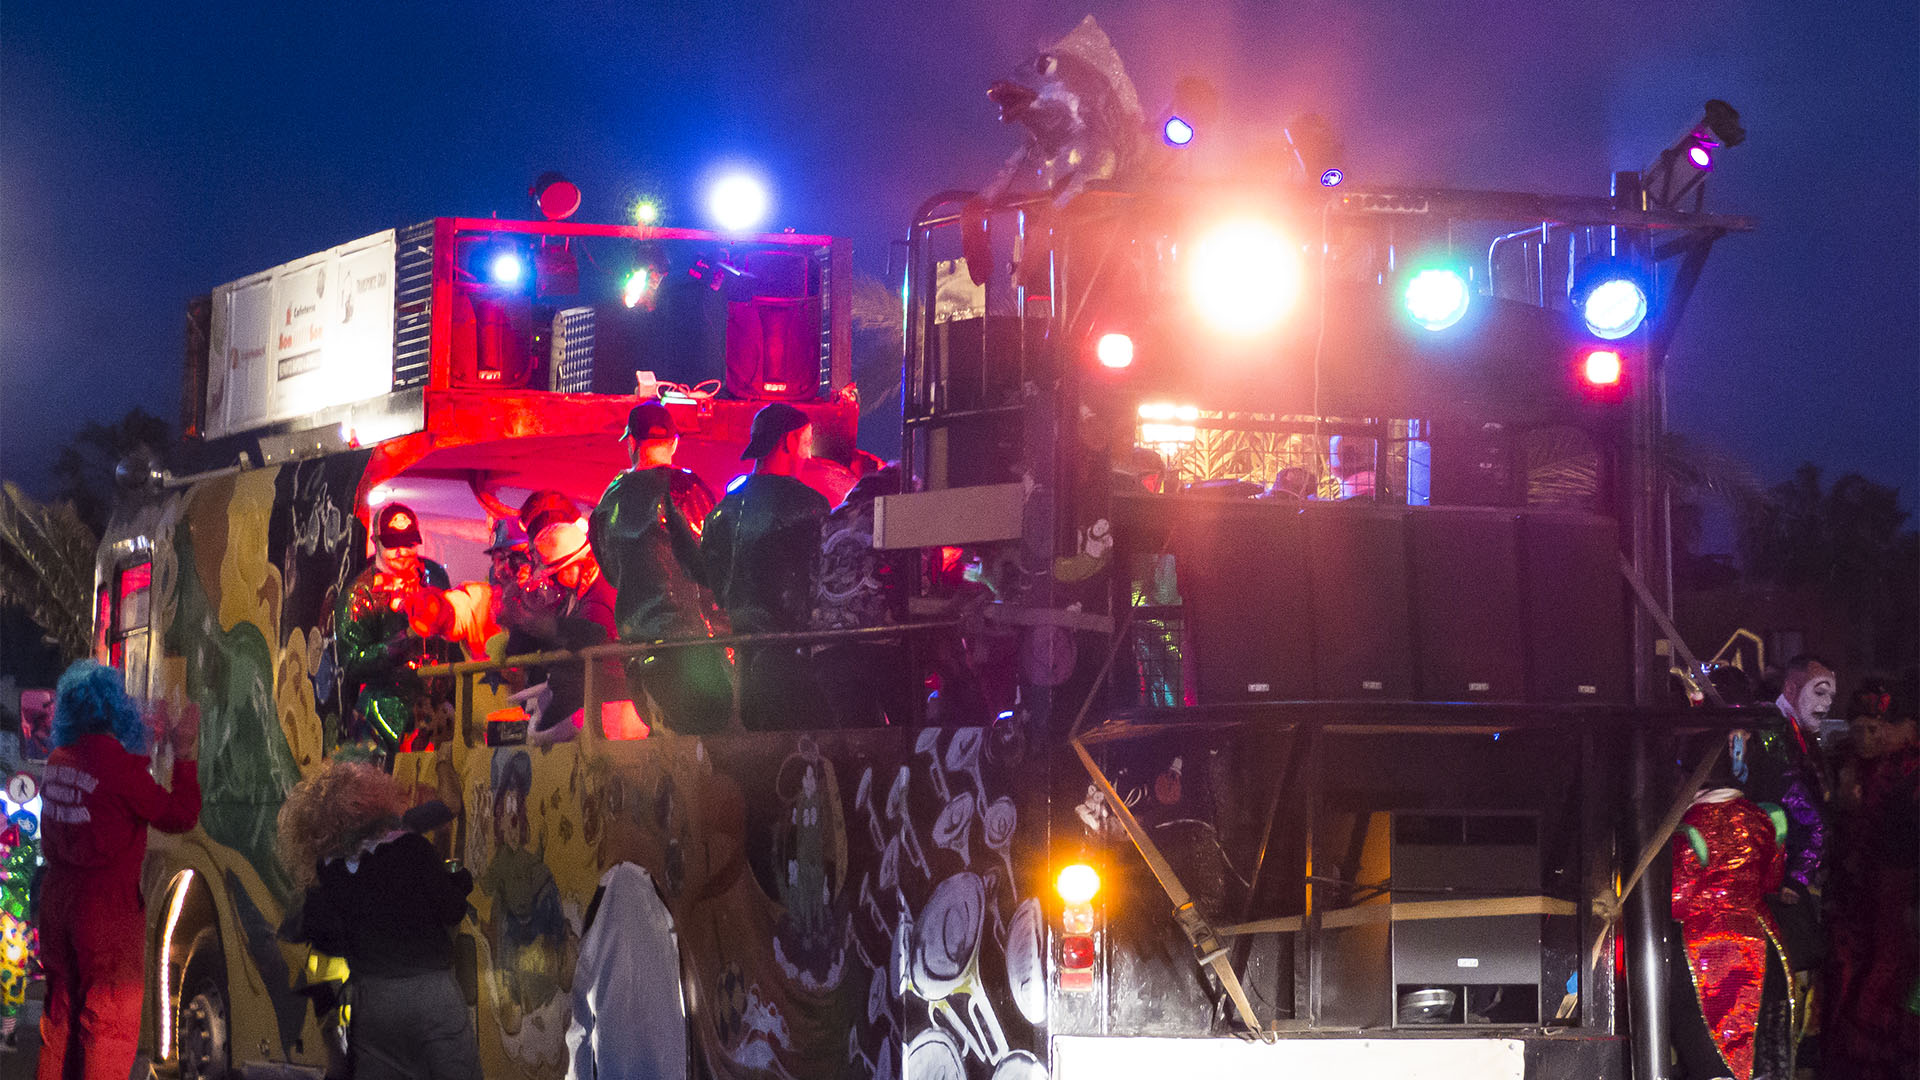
[3,2,1915,522]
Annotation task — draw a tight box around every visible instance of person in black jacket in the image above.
[279,760,478,1080]
[702,403,832,729]
[591,400,734,734]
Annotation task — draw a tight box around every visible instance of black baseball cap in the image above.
[622,400,677,442]
[375,503,423,548]
[740,402,811,460]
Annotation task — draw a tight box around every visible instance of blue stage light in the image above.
[1163,116,1195,146]
[1580,277,1649,340]
[488,251,526,287]
[1319,168,1344,187]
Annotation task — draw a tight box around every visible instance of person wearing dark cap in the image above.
[702,402,832,728]
[590,401,733,734]
[336,503,451,755]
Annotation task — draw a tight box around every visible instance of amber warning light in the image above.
[1057,863,1101,991]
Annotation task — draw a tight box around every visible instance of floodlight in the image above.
[530,172,582,221]
[1581,278,1649,339]
[708,172,770,233]
[1187,220,1302,335]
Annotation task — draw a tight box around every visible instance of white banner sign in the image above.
[205,229,397,438]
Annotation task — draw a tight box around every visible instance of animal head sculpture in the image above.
[983,16,1145,206]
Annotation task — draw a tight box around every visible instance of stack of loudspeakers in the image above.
[1176,503,1629,705]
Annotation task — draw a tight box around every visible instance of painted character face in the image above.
[1794,668,1837,723]
[495,788,528,848]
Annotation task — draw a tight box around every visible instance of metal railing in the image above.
[419,620,961,745]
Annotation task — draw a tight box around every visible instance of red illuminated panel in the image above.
[94,585,111,662]
[116,561,152,635]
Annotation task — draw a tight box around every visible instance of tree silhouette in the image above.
[51,407,172,535]
[1739,464,1916,672]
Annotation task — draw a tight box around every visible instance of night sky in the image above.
[3,2,1915,525]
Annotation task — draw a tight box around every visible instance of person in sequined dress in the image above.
[1670,774,1796,1080]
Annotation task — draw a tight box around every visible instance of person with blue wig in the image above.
[35,660,199,1080]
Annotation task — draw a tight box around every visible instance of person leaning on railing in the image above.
[590,400,735,735]
[702,403,832,730]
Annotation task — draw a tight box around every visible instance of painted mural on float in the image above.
[133,449,1049,1079]
[443,719,1050,1080]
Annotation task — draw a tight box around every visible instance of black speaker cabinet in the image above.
[1409,510,1525,701]
[1182,502,1314,702]
[933,316,1026,412]
[1391,811,1544,1025]
[1307,508,1413,698]
[1522,514,1631,703]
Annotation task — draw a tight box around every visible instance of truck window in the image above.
[111,558,152,690]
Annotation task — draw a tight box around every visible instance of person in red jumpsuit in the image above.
[36,660,200,1080]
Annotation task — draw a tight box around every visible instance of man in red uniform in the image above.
[37,660,200,1080]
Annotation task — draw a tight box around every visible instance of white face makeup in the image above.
[1795,672,1837,722]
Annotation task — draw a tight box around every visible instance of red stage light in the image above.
[1583,349,1623,387]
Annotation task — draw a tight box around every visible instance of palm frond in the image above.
[0,482,98,661]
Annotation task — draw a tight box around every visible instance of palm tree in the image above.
[0,482,97,663]
[1524,428,1767,514]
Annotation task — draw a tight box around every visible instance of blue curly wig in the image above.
[53,660,151,755]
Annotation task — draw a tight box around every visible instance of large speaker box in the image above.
[1391,811,1544,1025]
[1409,511,1524,700]
[724,251,822,400]
[1307,508,1412,698]
[1521,514,1630,702]
[1181,503,1314,702]
[933,316,1028,412]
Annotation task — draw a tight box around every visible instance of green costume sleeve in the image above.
[335,586,393,678]
[1683,825,1710,868]
[1758,803,1788,847]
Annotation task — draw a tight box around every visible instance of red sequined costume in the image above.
[1671,791,1795,1080]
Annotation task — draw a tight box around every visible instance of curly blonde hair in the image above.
[277,760,410,890]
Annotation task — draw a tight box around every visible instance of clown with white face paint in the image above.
[1776,657,1842,754]
[1731,655,1838,991]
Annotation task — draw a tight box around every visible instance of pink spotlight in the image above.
[1686,144,1713,170]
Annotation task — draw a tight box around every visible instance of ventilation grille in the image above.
[818,250,834,397]
[391,221,435,390]
[551,307,597,393]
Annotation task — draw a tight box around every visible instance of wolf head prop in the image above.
[982,16,1146,207]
